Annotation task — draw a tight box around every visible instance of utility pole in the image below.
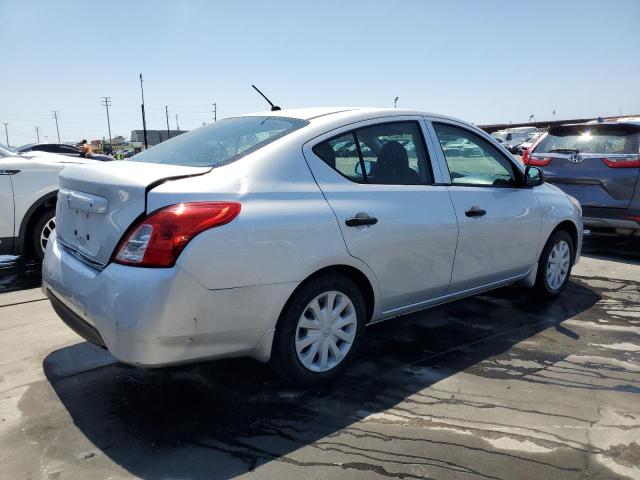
[35,126,40,142]
[175,113,180,131]
[139,74,148,149]
[165,106,171,140]
[212,103,217,122]
[394,96,399,109]
[101,96,112,144]
[2,123,8,146]
[52,111,61,142]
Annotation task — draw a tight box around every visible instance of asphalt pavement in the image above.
[0,238,639,480]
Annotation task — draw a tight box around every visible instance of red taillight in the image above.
[114,202,241,267]
[525,155,552,166]
[601,156,640,168]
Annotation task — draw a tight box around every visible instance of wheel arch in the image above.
[551,219,579,260]
[16,190,57,255]
[278,264,377,329]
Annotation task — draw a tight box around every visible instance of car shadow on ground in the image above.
[582,235,640,265]
[42,280,601,480]
[0,255,41,293]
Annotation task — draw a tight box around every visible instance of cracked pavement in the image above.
[0,240,639,480]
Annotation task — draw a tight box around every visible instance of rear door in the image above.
[428,120,542,292]
[530,124,640,208]
[303,118,459,315]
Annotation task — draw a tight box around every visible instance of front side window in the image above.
[433,123,517,187]
[313,121,431,185]
[130,116,308,168]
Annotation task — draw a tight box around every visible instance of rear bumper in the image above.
[42,231,297,366]
[582,207,640,234]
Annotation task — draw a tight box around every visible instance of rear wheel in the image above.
[270,274,365,385]
[534,230,574,297]
[31,209,56,261]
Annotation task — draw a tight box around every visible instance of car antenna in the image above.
[251,84,281,111]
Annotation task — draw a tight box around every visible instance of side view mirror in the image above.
[524,165,544,187]
[355,160,373,176]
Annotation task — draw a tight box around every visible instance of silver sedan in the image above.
[43,108,582,385]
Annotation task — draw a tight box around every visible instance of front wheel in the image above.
[31,209,56,261]
[270,274,366,385]
[534,230,574,297]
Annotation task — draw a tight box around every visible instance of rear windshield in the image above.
[535,125,640,155]
[129,116,308,167]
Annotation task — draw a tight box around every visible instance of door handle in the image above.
[345,215,378,227]
[465,206,486,217]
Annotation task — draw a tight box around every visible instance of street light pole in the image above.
[101,96,112,144]
[165,106,171,140]
[35,126,40,142]
[52,111,61,142]
[212,103,217,122]
[2,123,8,146]
[139,74,148,149]
[394,96,399,109]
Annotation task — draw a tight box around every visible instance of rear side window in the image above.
[535,125,640,155]
[313,121,432,185]
[130,116,308,167]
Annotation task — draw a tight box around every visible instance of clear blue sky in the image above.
[1,0,639,146]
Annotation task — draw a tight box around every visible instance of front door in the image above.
[303,119,459,314]
[429,120,542,292]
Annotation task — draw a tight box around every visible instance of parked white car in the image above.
[0,145,95,259]
[43,108,582,384]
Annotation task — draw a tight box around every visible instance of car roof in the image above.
[239,106,468,124]
[236,107,480,137]
[555,120,640,129]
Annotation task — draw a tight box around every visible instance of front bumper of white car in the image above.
[42,231,296,366]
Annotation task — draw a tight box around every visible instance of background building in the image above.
[130,130,187,146]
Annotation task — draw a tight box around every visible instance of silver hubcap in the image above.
[546,240,570,290]
[295,291,357,373]
[40,217,56,253]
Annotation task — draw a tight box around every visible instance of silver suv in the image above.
[525,121,640,236]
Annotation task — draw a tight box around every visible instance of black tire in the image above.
[534,229,574,298]
[30,209,56,261]
[270,273,366,386]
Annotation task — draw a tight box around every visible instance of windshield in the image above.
[129,116,309,167]
[536,125,640,155]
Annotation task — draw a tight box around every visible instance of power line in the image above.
[52,111,61,142]
[101,96,112,144]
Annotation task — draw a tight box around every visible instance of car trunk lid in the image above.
[56,161,209,268]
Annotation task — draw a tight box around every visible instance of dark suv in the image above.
[524,121,640,236]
